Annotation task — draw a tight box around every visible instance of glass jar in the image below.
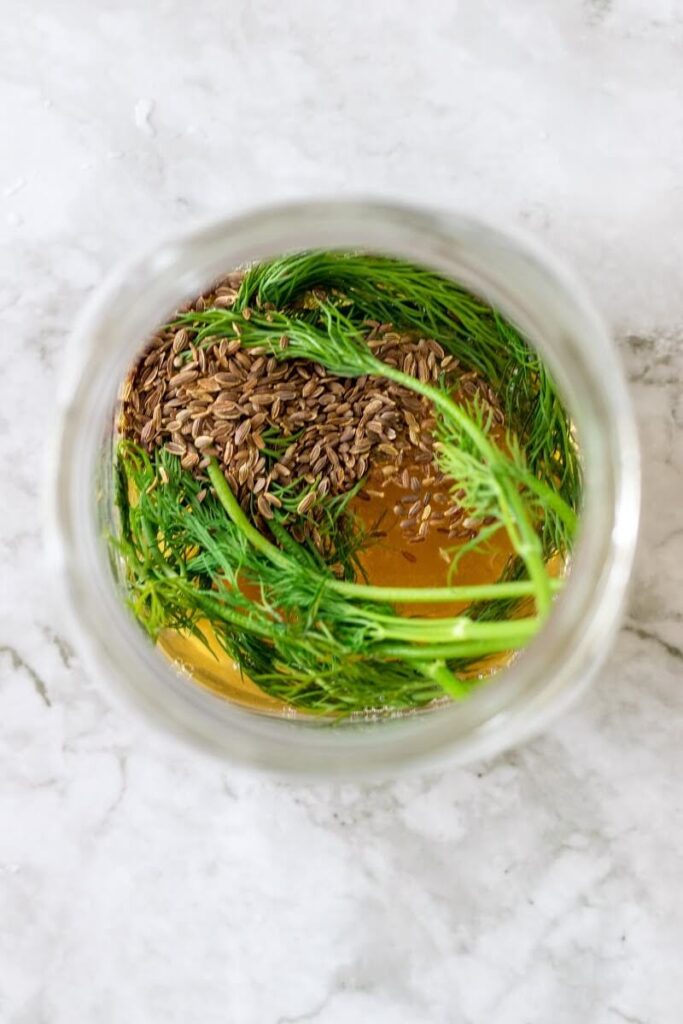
[46,200,640,776]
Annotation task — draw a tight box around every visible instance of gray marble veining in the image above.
[0,2,681,1022]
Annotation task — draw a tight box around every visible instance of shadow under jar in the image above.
[48,200,640,777]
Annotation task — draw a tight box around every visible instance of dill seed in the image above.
[257,494,273,519]
[234,420,251,445]
[119,268,500,545]
[297,492,316,515]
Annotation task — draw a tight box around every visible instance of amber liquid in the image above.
[158,469,515,713]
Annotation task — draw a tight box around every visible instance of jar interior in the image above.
[106,247,579,724]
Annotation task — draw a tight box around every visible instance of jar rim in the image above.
[46,198,640,776]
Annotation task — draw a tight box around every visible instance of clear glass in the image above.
[46,200,640,777]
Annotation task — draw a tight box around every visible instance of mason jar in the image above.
[46,199,640,776]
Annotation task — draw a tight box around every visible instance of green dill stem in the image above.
[331,579,562,603]
[207,462,291,571]
[190,590,281,641]
[377,362,554,619]
[417,660,469,700]
[377,637,528,660]
[207,461,556,608]
[522,473,579,535]
[208,458,542,662]
[370,615,539,644]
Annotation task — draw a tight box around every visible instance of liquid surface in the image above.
[158,467,515,712]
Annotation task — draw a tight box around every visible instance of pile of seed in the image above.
[120,278,503,546]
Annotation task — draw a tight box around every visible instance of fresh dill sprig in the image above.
[232,251,582,552]
[114,445,548,712]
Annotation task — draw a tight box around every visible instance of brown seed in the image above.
[140,419,156,443]
[325,445,340,468]
[168,369,198,388]
[172,328,189,354]
[257,494,273,520]
[234,419,251,445]
[197,377,222,393]
[165,441,186,456]
[296,492,316,515]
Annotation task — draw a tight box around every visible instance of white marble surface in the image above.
[1,1,682,1021]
